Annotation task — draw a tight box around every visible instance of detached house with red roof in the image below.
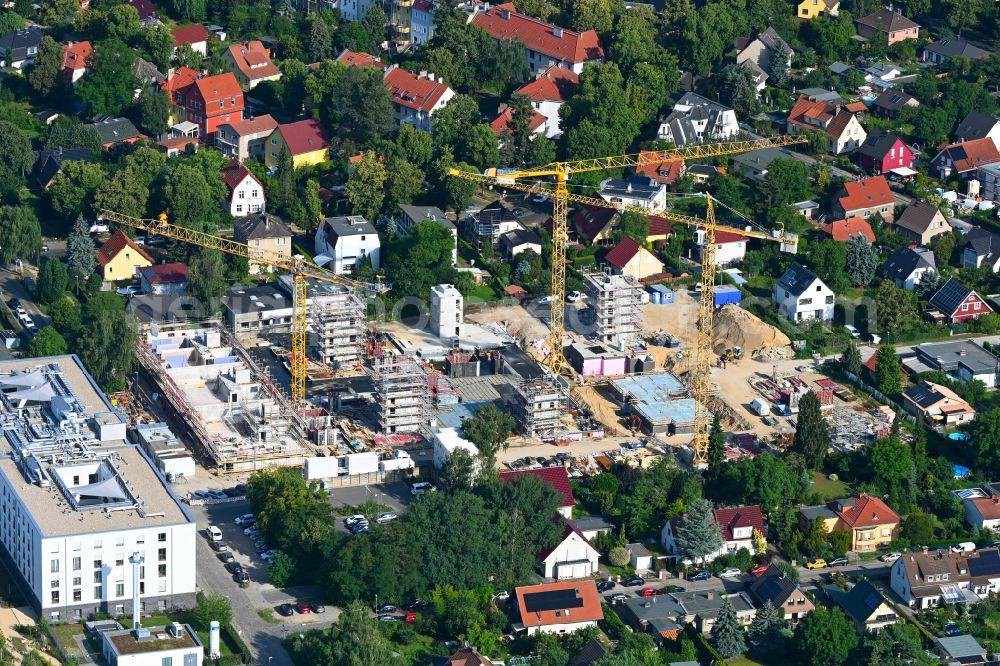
[161,68,244,141]
[471,3,604,75]
[512,65,579,138]
[932,138,1000,181]
[335,49,387,70]
[383,65,455,133]
[661,504,766,564]
[264,119,330,171]
[799,494,900,553]
[833,175,895,222]
[499,467,575,519]
[490,104,547,138]
[822,217,876,243]
[699,230,748,265]
[170,24,208,56]
[222,41,281,90]
[604,237,664,281]
[139,263,188,296]
[515,581,603,635]
[61,41,91,85]
[787,94,866,155]
[96,230,154,282]
[636,152,686,187]
[221,160,265,217]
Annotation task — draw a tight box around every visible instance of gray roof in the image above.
[34,148,92,186]
[600,176,664,202]
[955,111,1000,142]
[731,148,793,173]
[777,262,821,297]
[750,565,799,605]
[571,515,613,532]
[324,215,376,237]
[960,227,1000,261]
[925,38,992,60]
[825,580,892,625]
[660,93,735,147]
[797,88,843,104]
[475,200,518,227]
[568,639,606,666]
[895,201,945,235]
[800,504,837,521]
[628,542,652,558]
[929,278,975,316]
[233,212,291,241]
[500,228,541,249]
[133,57,165,84]
[223,283,289,314]
[872,88,916,112]
[878,247,935,282]
[617,595,683,626]
[938,635,986,659]
[673,590,754,616]
[755,27,791,53]
[913,339,999,376]
[858,130,904,161]
[0,26,42,60]
[829,61,853,75]
[398,204,455,230]
[86,117,141,145]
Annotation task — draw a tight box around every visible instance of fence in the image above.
[842,371,917,426]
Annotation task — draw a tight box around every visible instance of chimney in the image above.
[922,546,929,554]
[706,591,714,600]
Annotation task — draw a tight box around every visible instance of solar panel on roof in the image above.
[863,593,881,609]
[523,589,583,613]
[952,147,968,161]
[969,549,1000,577]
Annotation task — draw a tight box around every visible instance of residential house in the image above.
[635,153,686,187]
[133,56,165,95]
[139,263,188,295]
[572,205,618,245]
[87,117,143,151]
[215,114,278,162]
[648,217,672,244]
[598,176,667,212]
[128,0,158,23]
[338,0,378,21]
[568,640,606,666]
[335,49,387,70]
[938,636,988,664]
[929,278,993,324]
[500,467,575,520]
[61,41,92,85]
[796,0,838,19]
[462,201,523,252]
[923,38,992,65]
[223,41,281,90]
[314,215,380,274]
[570,516,613,541]
[264,119,329,171]
[833,176,895,222]
[656,93,740,147]
[825,580,899,633]
[749,565,814,622]
[222,161,265,217]
[397,204,457,265]
[735,27,792,74]
[234,212,292,275]
[932,139,1000,180]
[965,496,1000,532]
[171,24,208,56]
[904,340,1000,388]
[383,66,455,133]
[615,597,683,642]
[627,542,654,571]
[773,263,835,322]
[538,522,600,579]
[604,237,664,281]
[799,494,900,553]
[878,247,936,290]
[977,162,1000,204]
[0,26,42,70]
[960,228,1000,271]
[903,381,976,425]
[889,548,1000,608]
[893,201,950,246]
[856,9,919,45]
[699,230,747,265]
[954,111,1000,147]
[514,581,603,635]
[33,148,92,190]
[661,504,765,564]
[686,165,717,184]
[445,646,494,666]
[410,1,435,46]
[471,3,604,75]
[512,65,579,138]
[490,104,546,138]
[730,148,797,181]
[857,130,914,175]
[822,218,875,243]
[870,89,919,119]
[161,68,244,140]
[787,94,867,155]
[618,590,755,637]
[96,230,154,281]
[499,228,543,260]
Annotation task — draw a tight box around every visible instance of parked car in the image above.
[641,587,663,597]
[879,551,902,563]
[344,515,366,527]
[531,194,549,204]
[217,551,235,563]
[952,542,976,553]
[944,623,962,636]
[235,514,255,526]
[608,592,629,603]
[566,291,586,302]
[597,580,615,593]
[234,570,249,584]
[491,591,509,601]
[806,559,828,569]
[405,599,428,611]
[410,482,436,495]
[277,604,295,617]
[376,512,398,524]
[244,527,259,537]
[350,523,369,534]
[206,526,223,542]
[844,324,860,338]
[829,557,850,567]
[295,601,312,614]
[512,207,526,217]
[209,541,227,552]
[311,603,326,614]
[405,613,416,623]
[750,564,769,576]
[260,551,277,564]
[225,562,244,575]
[375,605,398,614]
[690,571,711,581]
[717,567,741,578]
[622,576,644,586]
[536,296,553,305]
[378,615,401,622]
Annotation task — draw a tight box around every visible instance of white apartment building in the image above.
[314,215,381,275]
[430,284,463,339]
[0,357,197,622]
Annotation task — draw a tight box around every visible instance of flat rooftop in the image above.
[612,374,685,404]
[0,355,112,417]
[634,398,701,425]
[106,625,199,655]
[911,340,1000,374]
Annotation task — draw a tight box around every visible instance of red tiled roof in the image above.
[832,494,900,527]
[822,217,875,243]
[221,114,278,137]
[141,263,188,285]
[515,581,603,629]
[636,154,685,185]
[96,230,153,267]
[412,0,432,11]
[193,72,242,104]
[277,119,329,156]
[129,0,156,20]
[221,160,261,193]
[788,95,860,140]
[62,41,91,72]
[490,105,546,136]
[713,505,765,541]
[604,236,641,269]
[157,135,199,150]
[505,284,528,297]
[714,230,747,244]
[499,467,574,507]
[336,49,387,70]
[934,138,1000,173]
[837,176,894,213]
[472,3,604,65]
[171,24,208,48]
[384,67,452,113]
[226,41,280,81]
[844,101,867,113]
[571,205,616,242]
[160,65,199,95]
[514,66,579,102]
[649,216,672,237]
[968,497,1000,520]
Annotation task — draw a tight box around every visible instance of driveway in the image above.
[0,267,50,328]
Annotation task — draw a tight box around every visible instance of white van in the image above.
[951,542,976,553]
[206,526,223,542]
[411,482,436,496]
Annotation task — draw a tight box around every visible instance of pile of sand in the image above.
[712,305,791,357]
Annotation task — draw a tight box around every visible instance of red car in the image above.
[405,613,416,623]
[750,564,769,576]
[295,601,312,614]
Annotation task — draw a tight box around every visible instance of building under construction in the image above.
[515,377,564,439]
[583,270,643,348]
[373,353,430,435]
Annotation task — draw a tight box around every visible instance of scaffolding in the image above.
[515,377,564,439]
[308,286,366,370]
[583,270,643,348]
[373,353,429,435]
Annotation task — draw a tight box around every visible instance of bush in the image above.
[608,547,630,567]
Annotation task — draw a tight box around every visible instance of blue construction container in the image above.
[713,285,742,307]
[649,289,661,304]
[647,284,674,304]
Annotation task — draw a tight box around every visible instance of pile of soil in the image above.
[712,305,791,357]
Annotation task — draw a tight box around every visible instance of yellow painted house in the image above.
[797,0,839,19]
[265,119,330,171]
[96,230,154,282]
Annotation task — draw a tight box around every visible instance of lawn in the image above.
[48,622,89,662]
[811,471,849,501]
[464,284,496,304]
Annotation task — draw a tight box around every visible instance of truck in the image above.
[713,285,741,307]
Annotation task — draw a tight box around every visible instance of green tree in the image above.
[934,231,958,267]
[37,259,68,305]
[674,498,724,563]
[47,161,106,222]
[281,59,309,114]
[868,436,912,490]
[841,341,862,377]
[391,124,434,168]
[948,0,983,36]
[267,551,295,588]
[900,512,935,544]
[768,41,790,88]
[915,269,940,299]
[187,249,227,314]
[875,344,903,396]
[829,530,852,557]
[50,298,82,341]
[458,124,500,170]
[461,404,516,469]
[560,63,644,160]
[346,154,387,220]
[362,5,387,48]
[431,94,480,152]
[0,121,35,197]
[193,593,232,630]
[707,416,725,471]
[303,180,323,233]
[874,281,918,337]
[719,63,758,117]
[173,43,202,69]
[973,409,1000,472]
[308,17,334,62]
[845,234,878,287]
[0,12,24,35]
[748,599,785,659]
[27,36,62,99]
[45,117,102,156]
[77,39,139,117]
[440,447,477,492]
[382,219,459,299]
[615,211,650,245]
[760,158,811,212]
[792,607,859,666]
[168,0,207,20]
[325,66,394,150]
[28,327,68,357]
[865,622,935,666]
[135,89,171,137]
[569,0,617,32]
[791,391,829,469]
[439,158,479,214]
[712,599,747,658]
[138,24,174,70]
[384,158,424,211]
[608,546,629,567]
[161,164,222,233]
[0,206,42,263]
[77,297,137,392]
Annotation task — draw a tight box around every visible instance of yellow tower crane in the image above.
[448,135,806,464]
[98,210,385,406]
